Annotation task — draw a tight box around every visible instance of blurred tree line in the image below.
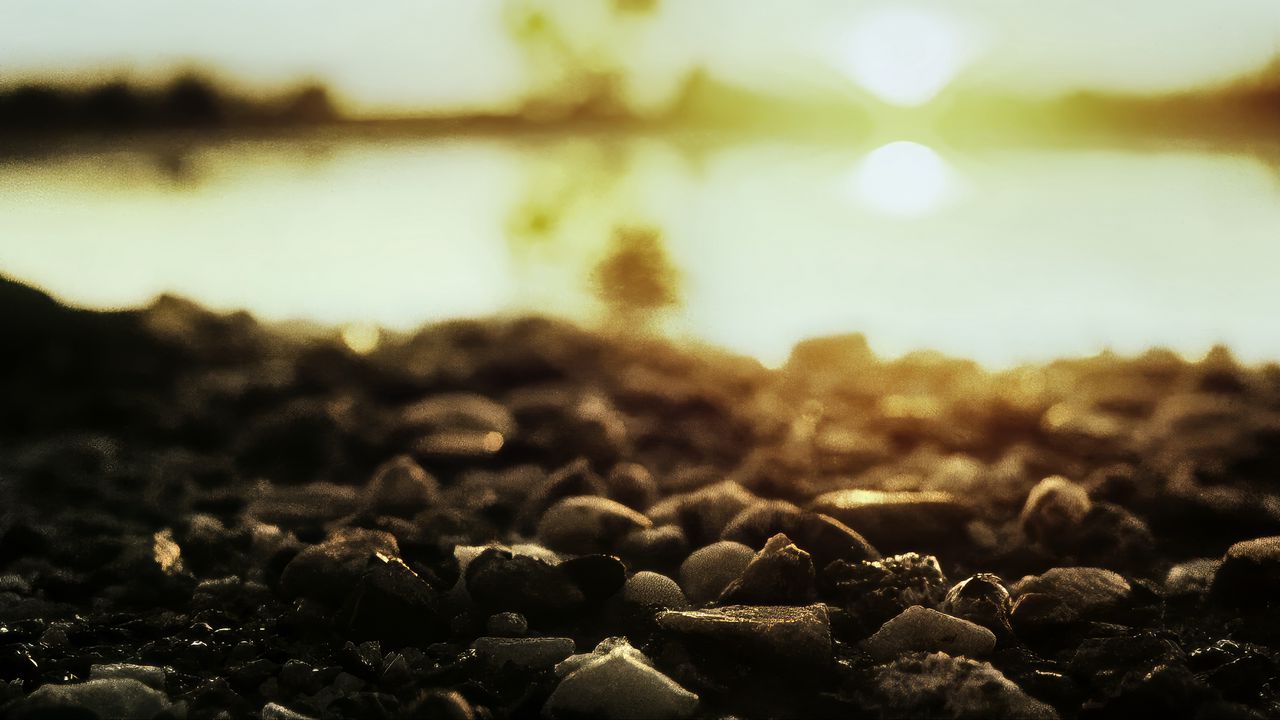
[0,74,338,133]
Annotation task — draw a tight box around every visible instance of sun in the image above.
[841,7,971,107]
[852,141,953,217]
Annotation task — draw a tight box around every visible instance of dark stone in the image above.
[559,554,627,604]
[337,555,445,646]
[617,525,689,571]
[719,533,817,606]
[465,548,585,622]
[1211,536,1280,609]
[720,500,879,568]
[825,553,949,638]
[605,462,658,511]
[943,574,1015,643]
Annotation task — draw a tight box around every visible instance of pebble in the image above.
[862,605,997,661]
[1011,567,1132,621]
[678,541,755,605]
[718,533,817,605]
[545,641,699,720]
[605,462,659,511]
[559,553,628,602]
[279,528,399,605]
[337,553,444,645]
[464,547,585,620]
[865,652,1059,719]
[518,458,607,533]
[720,501,880,567]
[808,489,972,553]
[473,636,575,671]
[1211,536,1280,607]
[647,480,759,545]
[656,604,832,667]
[827,552,949,632]
[20,678,174,717]
[1166,558,1222,595]
[246,482,360,531]
[361,455,440,518]
[486,611,528,636]
[262,702,318,720]
[536,496,652,555]
[623,571,688,609]
[942,574,1014,640]
[1020,476,1092,549]
[617,525,690,570]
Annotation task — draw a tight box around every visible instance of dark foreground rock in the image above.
[4,276,1280,718]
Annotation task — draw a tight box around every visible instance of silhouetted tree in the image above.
[0,85,70,130]
[280,84,336,124]
[80,81,143,128]
[162,75,224,127]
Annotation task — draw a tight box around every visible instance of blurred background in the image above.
[1,0,1278,367]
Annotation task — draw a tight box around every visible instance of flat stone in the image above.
[866,652,1059,719]
[22,678,174,718]
[537,496,651,555]
[656,604,832,667]
[808,489,972,553]
[473,636,575,671]
[862,606,997,661]
[677,541,755,605]
[545,643,698,720]
[89,662,167,690]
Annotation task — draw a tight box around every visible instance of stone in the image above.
[89,663,167,690]
[400,392,515,436]
[647,480,759,546]
[518,458,607,533]
[720,501,879,567]
[473,636,575,671]
[246,482,359,531]
[617,525,689,570]
[545,642,698,720]
[361,455,439,518]
[1020,476,1092,550]
[262,702,318,720]
[605,462,658,511]
[809,489,972,553]
[718,533,816,605]
[656,604,832,667]
[1011,567,1131,621]
[559,554,627,603]
[826,552,949,634]
[1211,536,1280,607]
[279,528,399,605]
[401,689,475,720]
[623,571,688,609]
[21,678,174,717]
[464,547,584,621]
[537,496,651,555]
[677,541,755,605]
[337,553,444,645]
[555,637,653,677]
[865,652,1059,719]
[942,574,1014,641]
[486,612,528,637]
[1166,558,1222,595]
[862,606,997,661]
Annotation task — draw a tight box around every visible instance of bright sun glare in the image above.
[842,7,971,107]
[853,141,953,217]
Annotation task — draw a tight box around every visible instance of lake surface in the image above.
[2,132,1278,367]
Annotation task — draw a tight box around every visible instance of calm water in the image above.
[2,133,1278,367]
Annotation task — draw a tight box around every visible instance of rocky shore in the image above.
[2,275,1279,719]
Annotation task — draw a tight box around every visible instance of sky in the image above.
[1,0,1278,112]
